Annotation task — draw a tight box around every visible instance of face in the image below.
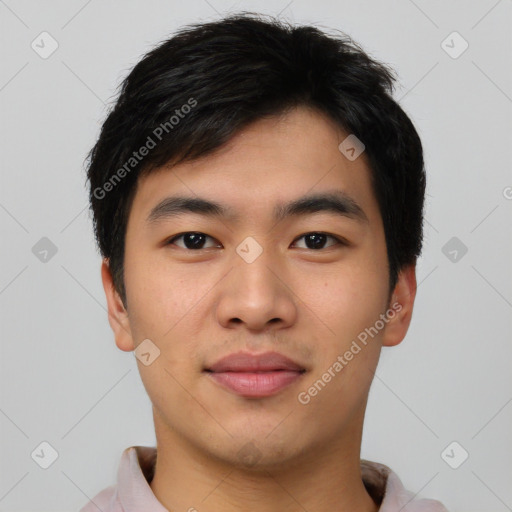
[103,106,416,470]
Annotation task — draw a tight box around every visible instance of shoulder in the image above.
[361,460,449,511]
[79,484,121,512]
[79,445,156,512]
[383,470,449,511]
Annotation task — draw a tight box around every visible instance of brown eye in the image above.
[292,232,345,250]
[167,232,220,250]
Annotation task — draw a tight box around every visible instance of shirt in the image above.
[79,446,449,512]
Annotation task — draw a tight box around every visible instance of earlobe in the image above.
[100,258,135,352]
[381,264,417,347]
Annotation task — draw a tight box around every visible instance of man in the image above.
[81,12,448,511]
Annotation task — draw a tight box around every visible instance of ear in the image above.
[381,264,417,347]
[101,258,135,352]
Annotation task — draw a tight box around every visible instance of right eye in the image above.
[166,232,221,250]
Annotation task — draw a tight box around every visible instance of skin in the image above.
[102,106,417,512]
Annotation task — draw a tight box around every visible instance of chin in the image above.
[207,432,307,473]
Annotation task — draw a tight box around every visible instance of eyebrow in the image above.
[145,190,369,226]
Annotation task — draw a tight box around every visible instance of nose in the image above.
[215,243,298,333]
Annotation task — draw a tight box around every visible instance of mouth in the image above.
[204,351,306,398]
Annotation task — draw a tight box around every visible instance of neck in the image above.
[149,408,379,512]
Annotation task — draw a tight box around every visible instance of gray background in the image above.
[1,1,511,511]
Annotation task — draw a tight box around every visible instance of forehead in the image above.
[128,106,380,228]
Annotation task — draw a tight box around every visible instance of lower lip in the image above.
[206,370,304,398]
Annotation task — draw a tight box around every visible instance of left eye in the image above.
[292,232,344,250]
[166,232,344,250]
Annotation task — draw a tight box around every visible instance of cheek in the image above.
[123,250,214,386]
[124,249,197,338]
[302,261,388,343]
[298,268,385,409]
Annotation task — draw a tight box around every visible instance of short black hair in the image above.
[86,12,426,309]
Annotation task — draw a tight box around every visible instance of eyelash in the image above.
[165,232,348,250]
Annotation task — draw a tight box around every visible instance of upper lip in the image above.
[205,351,305,373]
